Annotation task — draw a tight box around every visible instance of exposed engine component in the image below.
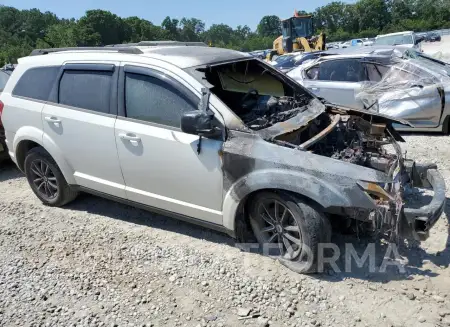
[240,95,307,130]
[273,112,400,173]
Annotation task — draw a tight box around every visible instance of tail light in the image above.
[0,100,4,127]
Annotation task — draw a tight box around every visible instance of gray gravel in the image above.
[0,133,449,327]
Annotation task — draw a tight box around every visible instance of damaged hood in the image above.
[258,99,412,140]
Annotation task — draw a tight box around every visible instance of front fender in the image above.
[13,126,76,185]
[222,168,376,232]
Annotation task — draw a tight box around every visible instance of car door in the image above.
[302,59,366,109]
[42,62,126,198]
[114,64,224,225]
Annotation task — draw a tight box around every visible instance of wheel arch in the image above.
[222,169,352,236]
[13,127,76,185]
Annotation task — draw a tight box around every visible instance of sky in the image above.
[2,0,355,30]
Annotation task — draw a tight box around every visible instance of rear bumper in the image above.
[401,167,446,241]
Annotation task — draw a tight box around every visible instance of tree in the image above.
[203,24,234,46]
[78,10,125,45]
[314,2,347,34]
[356,0,390,31]
[1,1,450,64]
[161,16,180,40]
[179,18,204,42]
[257,15,281,37]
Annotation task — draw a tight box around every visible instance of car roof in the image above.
[315,53,393,64]
[23,46,252,69]
[376,31,414,37]
[299,48,403,69]
[323,45,410,56]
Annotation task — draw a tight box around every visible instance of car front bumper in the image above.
[401,166,446,241]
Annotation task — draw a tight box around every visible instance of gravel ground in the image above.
[0,136,449,327]
[0,41,449,327]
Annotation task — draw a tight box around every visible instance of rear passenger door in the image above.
[302,59,366,109]
[42,62,126,198]
[114,64,224,225]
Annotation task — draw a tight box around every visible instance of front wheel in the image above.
[24,147,78,206]
[249,191,331,273]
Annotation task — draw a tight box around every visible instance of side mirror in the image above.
[181,110,221,138]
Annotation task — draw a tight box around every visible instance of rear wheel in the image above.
[249,191,331,273]
[24,147,78,206]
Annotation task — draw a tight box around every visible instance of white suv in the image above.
[0,46,445,273]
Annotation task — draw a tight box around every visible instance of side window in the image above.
[305,66,319,80]
[59,70,113,113]
[366,64,390,82]
[12,66,59,101]
[125,72,196,128]
[318,59,365,82]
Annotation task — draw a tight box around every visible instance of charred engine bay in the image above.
[236,96,400,174]
[272,111,400,173]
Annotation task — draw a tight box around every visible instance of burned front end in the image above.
[261,103,446,241]
[191,57,446,241]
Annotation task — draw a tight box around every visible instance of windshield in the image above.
[404,49,450,77]
[274,55,304,68]
[273,55,294,65]
[375,34,414,45]
[292,18,313,37]
[282,17,313,38]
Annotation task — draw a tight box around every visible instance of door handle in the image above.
[45,116,61,124]
[119,133,141,143]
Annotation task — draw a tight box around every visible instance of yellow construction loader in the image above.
[269,11,326,60]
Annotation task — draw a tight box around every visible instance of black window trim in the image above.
[48,63,118,116]
[117,65,200,131]
[12,65,61,102]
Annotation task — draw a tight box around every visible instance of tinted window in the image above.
[125,73,196,128]
[59,70,113,113]
[366,64,390,82]
[12,66,59,101]
[0,71,10,91]
[318,60,365,82]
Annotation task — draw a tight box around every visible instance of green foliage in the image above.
[1,0,450,65]
[257,15,282,38]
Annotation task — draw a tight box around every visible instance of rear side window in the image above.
[125,73,196,128]
[318,59,365,82]
[12,66,59,101]
[59,70,113,114]
[366,64,390,82]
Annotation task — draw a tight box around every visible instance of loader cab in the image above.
[281,16,314,53]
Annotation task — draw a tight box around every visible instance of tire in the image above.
[249,191,331,274]
[24,147,78,206]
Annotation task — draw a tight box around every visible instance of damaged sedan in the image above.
[287,46,450,133]
[2,46,446,273]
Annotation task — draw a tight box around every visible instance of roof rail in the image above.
[29,47,143,56]
[104,43,138,47]
[136,41,207,47]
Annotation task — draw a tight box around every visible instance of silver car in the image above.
[288,48,450,132]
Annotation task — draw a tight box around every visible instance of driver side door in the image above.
[114,64,224,225]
